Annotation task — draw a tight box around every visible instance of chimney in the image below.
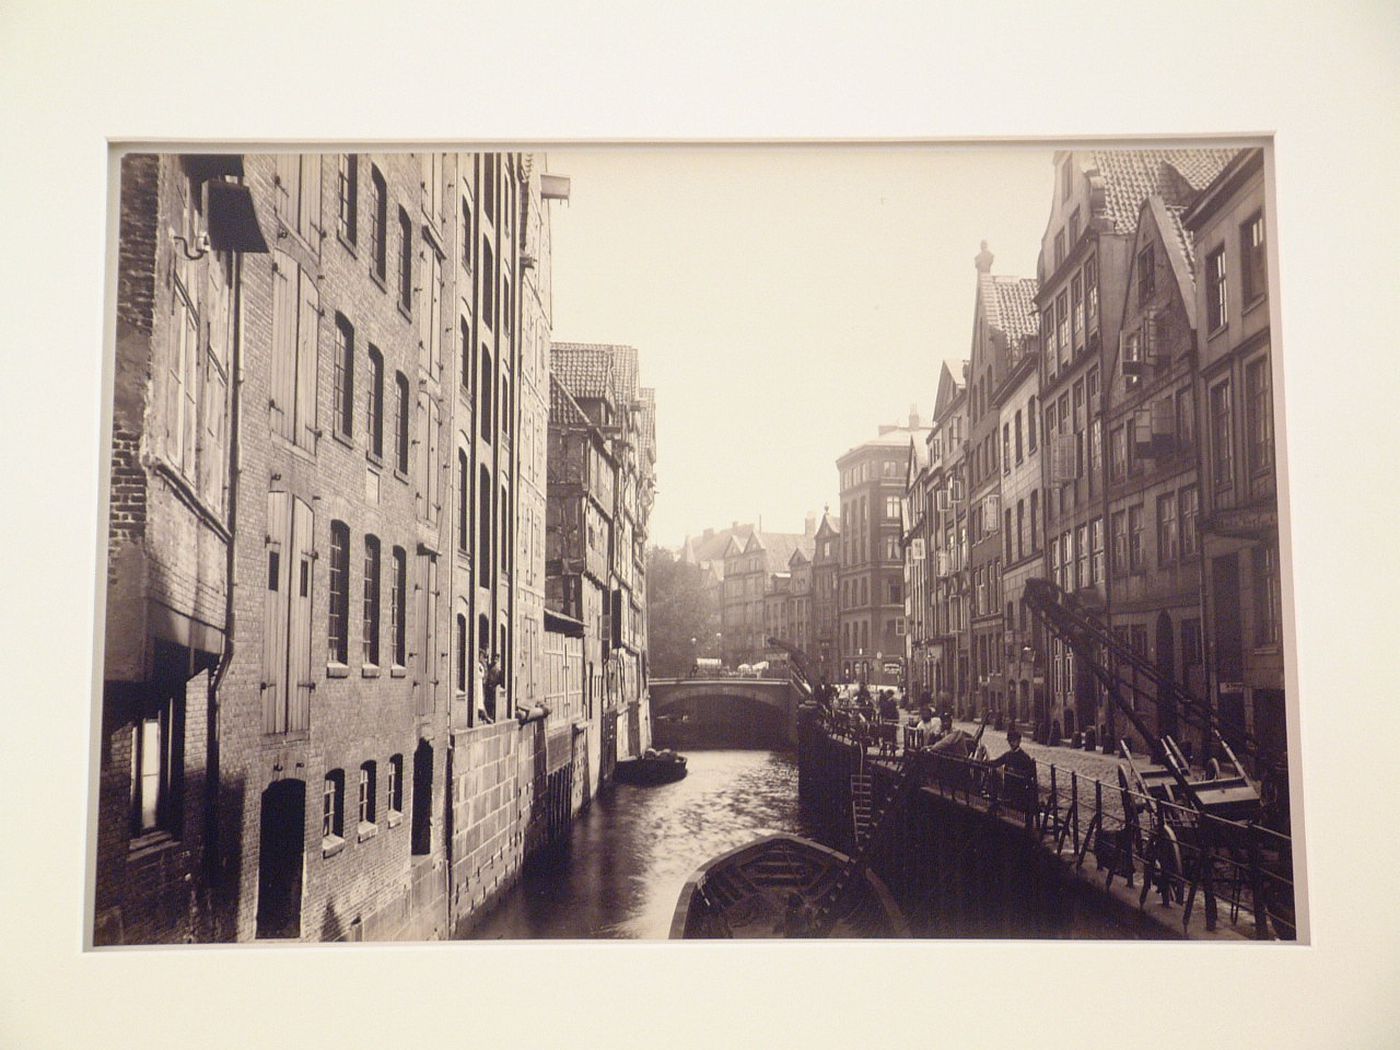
[732,521,739,531]
[805,512,816,537]
[703,527,714,539]
[975,240,994,274]
[908,403,921,429]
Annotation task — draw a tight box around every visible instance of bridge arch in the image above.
[649,678,798,749]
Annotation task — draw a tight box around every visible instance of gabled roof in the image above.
[552,341,641,407]
[1134,195,1199,331]
[680,523,756,569]
[1086,149,1241,234]
[550,343,617,404]
[979,274,1040,344]
[815,509,841,538]
[548,373,591,429]
[788,547,810,568]
[932,360,967,419]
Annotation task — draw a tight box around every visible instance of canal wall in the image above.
[797,722,1187,939]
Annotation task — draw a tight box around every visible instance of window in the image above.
[131,698,180,838]
[390,546,407,667]
[1210,379,1234,494]
[480,345,494,437]
[1110,426,1126,481]
[328,521,350,665]
[1043,309,1057,368]
[1128,504,1145,573]
[1182,619,1202,670]
[1001,424,1011,474]
[456,613,468,694]
[394,372,410,474]
[479,466,493,586]
[1056,291,1069,362]
[323,770,344,844]
[1061,155,1073,200]
[888,579,901,604]
[1004,509,1013,560]
[1241,211,1266,306]
[460,318,472,396]
[1253,542,1283,647]
[333,313,354,440]
[1027,397,1038,453]
[461,196,474,270]
[1029,490,1039,551]
[1137,243,1155,306]
[884,534,900,562]
[1206,246,1228,332]
[1085,256,1098,323]
[1089,418,1102,491]
[365,346,384,460]
[1090,517,1105,585]
[1075,524,1088,590]
[1176,387,1195,449]
[358,761,377,827]
[362,535,381,666]
[1179,485,1200,558]
[337,154,358,245]
[269,252,319,449]
[1069,207,1081,245]
[884,495,901,521]
[1245,356,1274,483]
[1049,542,1060,591]
[388,754,403,817]
[1054,230,1066,269]
[262,493,314,735]
[457,450,469,553]
[1111,510,1128,574]
[1060,532,1072,590]
[1071,272,1084,342]
[369,166,387,281]
[501,375,512,439]
[482,241,495,329]
[482,154,496,221]
[1013,410,1024,463]
[398,207,413,311]
[1157,493,1178,566]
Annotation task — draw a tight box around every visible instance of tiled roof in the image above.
[681,524,755,568]
[1161,204,1196,278]
[548,374,590,429]
[550,343,616,403]
[745,532,816,575]
[1089,149,1240,234]
[981,275,1040,342]
[552,341,640,406]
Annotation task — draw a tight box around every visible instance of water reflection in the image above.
[462,750,823,940]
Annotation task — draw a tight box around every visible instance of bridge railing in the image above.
[812,713,1296,941]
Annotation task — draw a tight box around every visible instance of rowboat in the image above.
[670,833,910,939]
[614,750,688,786]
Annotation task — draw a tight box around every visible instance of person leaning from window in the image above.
[986,727,1037,809]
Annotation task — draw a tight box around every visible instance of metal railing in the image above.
[812,712,1296,940]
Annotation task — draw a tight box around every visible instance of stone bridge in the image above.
[649,677,800,749]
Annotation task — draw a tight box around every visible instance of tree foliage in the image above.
[646,547,720,677]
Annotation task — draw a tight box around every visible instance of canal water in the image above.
[462,750,826,940]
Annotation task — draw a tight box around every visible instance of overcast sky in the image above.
[546,145,1056,550]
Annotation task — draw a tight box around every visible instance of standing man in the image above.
[986,727,1037,811]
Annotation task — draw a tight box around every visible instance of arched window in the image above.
[365,345,384,460]
[390,546,407,667]
[457,449,469,554]
[327,521,350,665]
[456,613,468,695]
[387,754,403,817]
[479,344,494,437]
[394,372,410,474]
[322,769,345,843]
[478,465,492,586]
[358,761,377,827]
[362,535,380,666]
[333,313,354,440]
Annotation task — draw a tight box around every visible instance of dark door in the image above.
[255,779,306,939]
[1212,554,1247,749]
[411,739,433,856]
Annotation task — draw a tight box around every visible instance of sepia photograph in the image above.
[7,2,1400,1046]
[90,142,1300,946]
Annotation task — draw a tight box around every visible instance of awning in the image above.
[206,181,269,253]
[181,154,245,182]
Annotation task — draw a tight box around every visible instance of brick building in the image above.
[837,414,930,688]
[964,246,1039,721]
[1101,193,1210,753]
[94,151,594,945]
[1183,148,1286,764]
[924,362,969,711]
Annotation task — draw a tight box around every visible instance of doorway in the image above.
[255,778,306,939]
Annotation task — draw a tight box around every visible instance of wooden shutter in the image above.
[262,492,291,734]
[296,270,320,450]
[289,496,314,733]
[269,253,295,439]
[299,154,323,248]
[273,155,296,224]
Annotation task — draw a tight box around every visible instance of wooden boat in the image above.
[670,833,910,939]
[613,749,687,786]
